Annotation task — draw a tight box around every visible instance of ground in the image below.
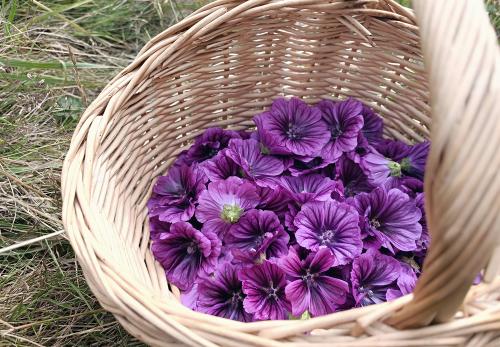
[0,1,498,346]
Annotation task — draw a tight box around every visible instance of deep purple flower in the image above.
[237,130,253,139]
[351,249,401,306]
[382,176,424,198]
[254,98,329,156]
[351,187,422,253]
[375,139,410,162]
[359,151,391,186]
[240,261,291,320]
[400,141,430,180]
[199,149,240,181]
[386,262,418,300]
[279,174,342,205]
[360,104,384,145]
[226,210,289,264]
[149,216,170,241]
[186,127,241,163]
[151,222,221,291]
[288,156,329,176]
[197,263,254,322]
[280,247,349,316]
[317,99,364,163]
[347,134,372,164]
[284,202,301,232]
[196,177,259,236]
[226,138,284,185]
[335,156,374,197]
[255,186,291,219]
[294,200,362,266]
[148,164,208,223]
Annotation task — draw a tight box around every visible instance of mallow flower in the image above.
[360,104,384,145]
[294,200,363,266]
[196,177,259,236]
[280,247,349,316]
[351,187,422,253]
[254,98,330,156]
[317,98,364,163]
[199,149,240,182]
[185,127,241,163]
[351,249,401,306]
[148,164,207,223]
[240,260,291,320]
[151,222,221,291]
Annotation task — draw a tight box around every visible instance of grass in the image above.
[0,1,498,346]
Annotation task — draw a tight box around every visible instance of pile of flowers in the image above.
[148,97,429,321]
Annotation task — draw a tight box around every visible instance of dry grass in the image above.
[0,0,497,346]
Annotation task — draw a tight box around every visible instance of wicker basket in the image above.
[62,0,500,346]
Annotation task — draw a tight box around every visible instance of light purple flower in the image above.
[226,138,284,185]
[335,156,374,197]
[280,247,349,316]
[317,98,364,163]
[240,261,291,320]
[148,164,208,223]
[254,98,330,156]
[360,104,384,145]
[196,177,259,236]
[351,249,401,306]
[196,263,253,322]
[151,222,221,291]
[226,209,289,264]
[186,127,241,163]
[279,174,342,205]
[351,187,422,253]
[199,149,240,182]
[294,200,363,266]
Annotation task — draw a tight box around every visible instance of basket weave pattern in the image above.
[62,0,500,346]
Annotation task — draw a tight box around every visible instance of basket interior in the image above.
[88,3,431,323]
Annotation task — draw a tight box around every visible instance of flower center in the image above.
[388,160,402,177]
[301,269,318,284]
[370,218,381,229]
[286,122,302,140]
[221,204,243,223]
[355,145,367,156]
[331,126,343,139]
[229,290,244,304]
[186,241,198,255]
[319,228,336,245]
[266,281,279,300]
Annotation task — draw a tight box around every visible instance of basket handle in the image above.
[388,0,500,328]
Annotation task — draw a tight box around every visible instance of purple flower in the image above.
[197,263,254,322]
[294,200,362,266]
[386,262,417,300]
[151,222,221,291]
[199,149,240,181]
[351,187,422,253]
[317,98,364,163]
[351,249,401,306]
[196,177,259,236]
[400,141,430,180]
[279,174,342,205]
[359,152,391,186]
[186,127,241,163]
[375,139,410,162]
[346,134,372,164]
[382,176,423,198]
[149,216,170,241]
[226,210,289,264]
[335,156,374,197]
[255,186,291,219]
[360,104,384,145]
[226,138,284,185]
[415,193,430,253]
[254,98,329,156]
[240,261,291,320]
[280,247,349,316]
[148,164,207,223]
[288,156,329,176]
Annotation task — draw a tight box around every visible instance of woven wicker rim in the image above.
[62,0,500,346]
